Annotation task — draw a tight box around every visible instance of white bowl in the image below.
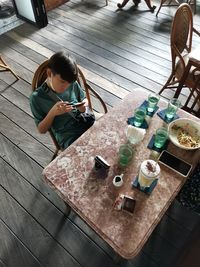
[168,118,200,150]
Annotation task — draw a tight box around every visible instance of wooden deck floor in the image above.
[0,0,200,266]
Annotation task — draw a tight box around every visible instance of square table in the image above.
[43,88,200,259]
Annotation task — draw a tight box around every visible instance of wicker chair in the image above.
[159,4,200,97]
[32,60,107,158]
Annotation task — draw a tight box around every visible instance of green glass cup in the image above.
[165,98,181,120]
[147,93,160,113]
[118,144,133,167]
[154,127,168,149]
[133,107,146,127]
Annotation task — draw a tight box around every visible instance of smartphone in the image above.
[158,150,192,177]
[94,155,110,169]
[66,102,85,108]
[72,102,85,108]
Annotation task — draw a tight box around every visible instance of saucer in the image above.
[131,176,158,195]
[127,117,148,129]
[140,100,159,117]
[147,134,169,153]
[157,109,179,123]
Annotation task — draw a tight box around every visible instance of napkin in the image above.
[126,125,146,145]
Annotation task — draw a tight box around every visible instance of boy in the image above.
[30,51,94,149]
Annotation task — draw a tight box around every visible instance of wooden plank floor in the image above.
[0,0,23,35]
[0,1,200,266]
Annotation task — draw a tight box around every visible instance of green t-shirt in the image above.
[29,81,86,149]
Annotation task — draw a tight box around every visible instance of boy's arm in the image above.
[38,109,56,133]
[75,82,89,113]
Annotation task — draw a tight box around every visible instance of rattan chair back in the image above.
[159,4,193,95]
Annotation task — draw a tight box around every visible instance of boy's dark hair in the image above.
[48,52,78,83]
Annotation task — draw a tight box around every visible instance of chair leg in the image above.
[0,57,19,81]
[0,66,19,81]
[117,0,130,8]
[194,0,196,14]
[65,203,71,217]
[156,0,168,16]
[159,73,175,95]
[156,0,178,16]
[144,0,156,12]
[51,148,63,161]
[51,149,59,161]
[188,0,196,14]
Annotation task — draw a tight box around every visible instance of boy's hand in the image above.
[50,101,73,116]
[77,100,87,113]
[77,105,86,113]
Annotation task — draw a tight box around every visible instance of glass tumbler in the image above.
[147,93,160,113]
[165,98,181,120]
[133,107,146,127]
[118,144,133,167]
[154,127,168,149]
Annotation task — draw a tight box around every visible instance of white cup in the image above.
[113,174,124,187]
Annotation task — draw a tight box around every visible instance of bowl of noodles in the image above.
[168,118,200,150]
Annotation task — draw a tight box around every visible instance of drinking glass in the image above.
[165,98,181,120]
[133,107,146,127]
[138,160,160,190]
[118,144,133,167]
[147,93,160,113]
[154,127,168,149]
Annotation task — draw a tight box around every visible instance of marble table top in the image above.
[43,88,200,259]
